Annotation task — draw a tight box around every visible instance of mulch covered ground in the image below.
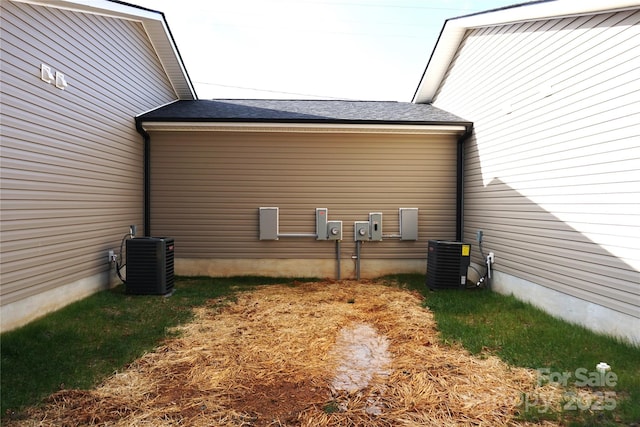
[9,280,561,426]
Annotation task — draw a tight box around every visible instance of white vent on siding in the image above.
[40,64,54,83]
[55,72,68,90]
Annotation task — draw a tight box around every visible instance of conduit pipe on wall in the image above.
[277,233,317,238]
[277,232,342,280]
[260,207,343,280]
[355,240,362,281]
[336,240,341,280]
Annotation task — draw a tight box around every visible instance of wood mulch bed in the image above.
[9,280,560,426]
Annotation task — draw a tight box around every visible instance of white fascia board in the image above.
[12,0,162,22]
[456,0,640,29]
[140,121,469,136]
[412,0,640,103]
[13,0,197,100]
[412,23,466,104]
[140,18,197,100]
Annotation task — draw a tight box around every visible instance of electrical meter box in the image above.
[369,212,383,241]
[399,208,419,240]
[316,208,328,240]
[354,221,370,241]
[259,207,279,240]
[327,220,342,240]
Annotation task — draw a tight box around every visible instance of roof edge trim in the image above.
[139,121,470,135]
[11,0,163,22]
[452,0,640,29]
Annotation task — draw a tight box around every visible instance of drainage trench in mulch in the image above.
[10,280,562,426]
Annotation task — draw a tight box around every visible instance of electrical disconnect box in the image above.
[327,220,342,240]
[399,208,419,240]
[354,221,370,241]
[316,208,328,240]
[369,212,383,241]
[316,208,342,240]
[259,207,279,240]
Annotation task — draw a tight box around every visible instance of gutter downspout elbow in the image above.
[135,118,151,237]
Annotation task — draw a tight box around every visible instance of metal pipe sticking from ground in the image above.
[336,240,341,280]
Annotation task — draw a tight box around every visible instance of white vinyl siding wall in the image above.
[434,10,640,317]
[0,1,177,311]
[149,131,458,262]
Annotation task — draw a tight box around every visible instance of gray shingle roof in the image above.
[138,99,470,125]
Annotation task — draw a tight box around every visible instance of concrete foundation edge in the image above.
[176,258,426,280]
[469,263,639,347]
[1,268,120,333]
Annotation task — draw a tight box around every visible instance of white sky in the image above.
[133,0,519,101]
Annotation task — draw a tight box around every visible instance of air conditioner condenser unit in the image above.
[125,237,174,295]
[426,240,471,290]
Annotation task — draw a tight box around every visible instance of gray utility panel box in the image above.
[327,220,342,240]
[369,212,383,241]
[399,208,419,240]
[354,221,370,241]
[316,208,328,240]
[259,207,279,240]
[316,208,342,240]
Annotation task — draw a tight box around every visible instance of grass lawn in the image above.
[392,273,640,426]
[2,274,639,425]
[0,276,308,419]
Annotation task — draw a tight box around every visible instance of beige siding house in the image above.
[3,0,637,348]
[0,0,470,331]
[413,1,640,344]
[137,100,471,280]
[0,0,195,332]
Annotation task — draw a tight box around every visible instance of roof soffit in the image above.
[139,121,469,136]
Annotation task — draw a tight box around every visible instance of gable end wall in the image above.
[433,9,640,343]
[0,1,178,331]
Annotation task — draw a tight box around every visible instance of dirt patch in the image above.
[9,280,557,426]
[233,380,327,426]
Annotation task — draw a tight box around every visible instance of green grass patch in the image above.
[3,274,639,426]
[386,273,640,425]
[0,276,316,418]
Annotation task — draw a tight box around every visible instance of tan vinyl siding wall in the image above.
[0,1,177,314]
[149,131,457,264]
[433,10,640,317]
